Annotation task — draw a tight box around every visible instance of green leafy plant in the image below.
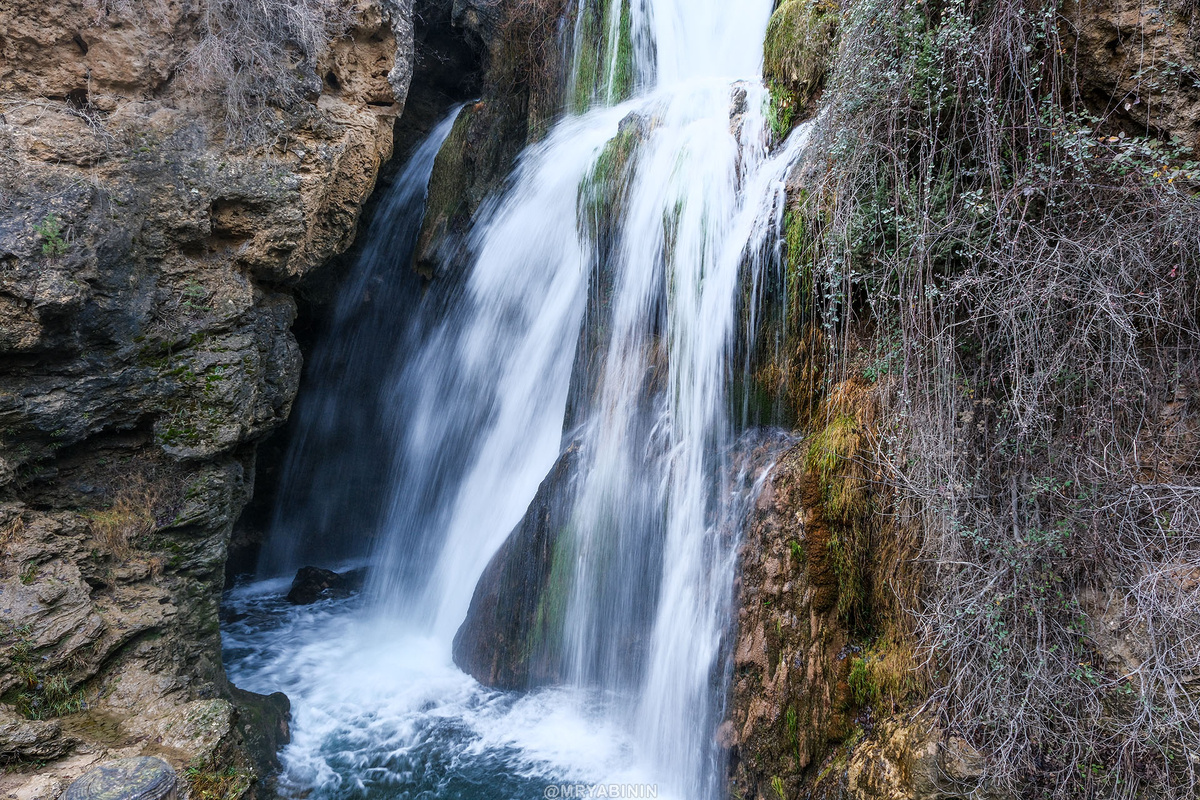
[33,213,68,257]
[5,624,86,720]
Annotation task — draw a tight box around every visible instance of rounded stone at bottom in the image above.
[62,757,177,800]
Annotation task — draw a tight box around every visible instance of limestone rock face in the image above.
[726,443,853,800]
[1063,0,1200,151]
[0,0,414,795]
[835,719,1007,800]
[0,708,72,762]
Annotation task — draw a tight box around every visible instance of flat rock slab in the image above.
[62,757,176,800]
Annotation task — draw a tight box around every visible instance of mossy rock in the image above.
[569,0,635,112]
[763,0,840,133]
[452,444,580,689]
[413,104,477,278]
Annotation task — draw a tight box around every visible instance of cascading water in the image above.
[224,2,813,798]
[255,109,463,577]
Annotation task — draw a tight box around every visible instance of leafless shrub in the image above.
[790,0,1200,793]
[183,0,352,140]
[491,0,571,134]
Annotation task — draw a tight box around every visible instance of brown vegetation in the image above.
[778,0,1200,793]
[185,0,354,138]
[491,0,571,136]
[86,475,164,561]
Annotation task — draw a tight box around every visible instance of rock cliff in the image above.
[0,0,413,795]
[729,0,1200,796]
[725,440,1004,800]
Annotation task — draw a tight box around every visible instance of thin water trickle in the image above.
[255,108,464,578]
[226,2,814,798]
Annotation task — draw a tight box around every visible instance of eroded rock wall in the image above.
[729,0,1200,795]
[726,442,1007,800]
[0,0,413,795]
[414,0,570,277]
[725,444,851,799]
[1063,0,1200,150]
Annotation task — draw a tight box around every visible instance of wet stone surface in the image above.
[62,757,177,800]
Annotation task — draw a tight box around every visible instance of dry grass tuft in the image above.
[183,0,353,140]
[86,476,162,561]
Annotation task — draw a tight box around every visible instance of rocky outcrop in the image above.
[414,0,569,277]
[1063,0,1200,151]
[725,443,854,799]
[0,708,72,762]
[763,0,839,127]
[725,442,1006,800]
[0,0,413,795]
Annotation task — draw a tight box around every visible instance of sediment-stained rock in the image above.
[725,443,854,800]
[1062,0,1200,152]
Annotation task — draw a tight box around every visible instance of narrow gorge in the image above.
[0,1,1196,800]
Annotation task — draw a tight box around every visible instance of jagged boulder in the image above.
[286,566,367,605]
[0,709,72,762]
[0,0,414,792]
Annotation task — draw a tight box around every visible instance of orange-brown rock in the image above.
[1063,0,1200,151]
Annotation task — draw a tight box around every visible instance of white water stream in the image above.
[226,2,813,798]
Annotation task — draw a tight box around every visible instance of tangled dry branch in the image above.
[184,0,353,139]
[790,0,1200,793]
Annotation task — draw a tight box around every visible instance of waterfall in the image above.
[227,3,813,798]
[255,108,464,577]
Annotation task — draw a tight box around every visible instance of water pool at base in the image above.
[223,583,660,800]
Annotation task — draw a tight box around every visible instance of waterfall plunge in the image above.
[230,3,813,798]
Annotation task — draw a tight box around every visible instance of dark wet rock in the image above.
[230,687,291,782]
[453,444,579,690]
[62,757,176,800]
[413,0,568,279]
[725,442,852,800]
[286,566,367,605]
